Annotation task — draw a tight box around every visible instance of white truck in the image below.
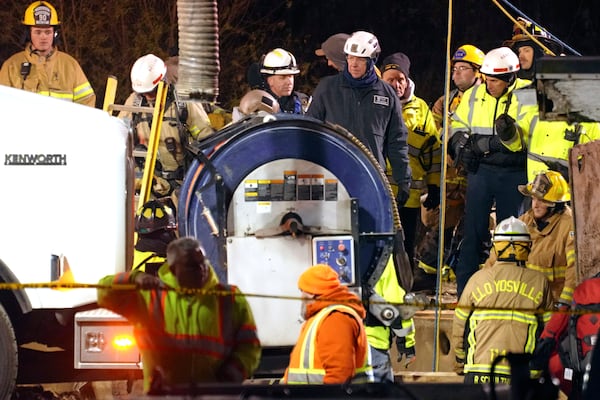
[0,85,138,398]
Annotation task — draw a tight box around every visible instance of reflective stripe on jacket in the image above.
[119,92,214,172]
[450,78,536,154]
[97,263,260,392]
[0,44,95,107]
[526,118,600,181]
[521,207,576,304]
[285,304,374,384]
[366,256,415,350]
[402,90,442,208]
[452,261,553,376]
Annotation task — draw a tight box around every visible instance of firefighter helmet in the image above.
[239,89,280,115]
[492,216,531,262]
[480,47,520,75]
[260,48,300,75]
[452,44,485,68]
[23,1,60,26]
[130,54,167,93]
[344,31,381,60]
[503,17,563,55]
[518,170,571,205]
[135,200,177,235]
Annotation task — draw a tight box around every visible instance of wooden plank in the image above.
[569,140,600,283]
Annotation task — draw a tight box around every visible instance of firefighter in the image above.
[97,237,261,394]
[282,264,374,384]
[449,47,538,298]
[519,171,575,304]
[502,18,600,182]
[483,171,575,305]
[133,199,178,276]
[0,1,95,107]
[452,216,553,384]
[380,52,442,283]
[502,17,564,82]
[119,54,214,198]
[259,48,310,114]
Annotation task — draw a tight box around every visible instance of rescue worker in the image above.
[452,216,553,384]
[484,171,575,306]
[415,45,485,289]
[0,1,95,107]
[519,171,575,304]
[307,31,411,212]
[119,54,214,198]
[133,199,178,275]
[365,256,416,382]
[432,44,486,130]
[502,17,564,82]
[449,47,538,297]
[380,52,442,276]
[282,264,374,384]
[259,48,310,114]
[315,33,350,72]
[502,18,600,183]
[97,237,261,393]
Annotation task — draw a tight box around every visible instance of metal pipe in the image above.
[176,0,220,102]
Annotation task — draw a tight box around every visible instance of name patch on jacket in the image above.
[373,95,390,106]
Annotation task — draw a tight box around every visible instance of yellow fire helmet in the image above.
[23,1,60,27]
[518,170,571,205]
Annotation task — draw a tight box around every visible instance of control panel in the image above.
[312,235,355,284]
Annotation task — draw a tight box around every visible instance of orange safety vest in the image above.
[285,304,374,384]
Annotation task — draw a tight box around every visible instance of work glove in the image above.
[423,185,440,210]
[447,131,469,161]
[453,356,465,375]
[495,114,517,142]
[396,336,416,368]
[396,186,410,209]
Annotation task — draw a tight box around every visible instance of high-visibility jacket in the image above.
[452,261,553,376]
[450,78,537,158]
[366,256,415,351]
[400,84,442,208]
[284,298,374,384]
[119,90,214,173]
[97,262,261,393]
[0,44,95,107]
[526,118,600,181]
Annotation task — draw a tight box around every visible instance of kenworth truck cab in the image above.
[0,85,136,397]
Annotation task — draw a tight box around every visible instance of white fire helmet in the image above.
[130,54,167,93]
[260,48,300,75]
